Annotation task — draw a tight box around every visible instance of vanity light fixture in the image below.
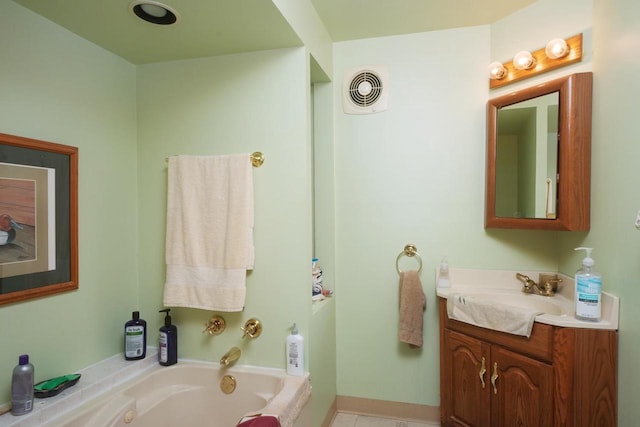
[488,33,583,89]
[130,1,179,25]
[513,51,536,70]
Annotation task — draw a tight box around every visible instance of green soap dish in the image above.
[34,374,81,398]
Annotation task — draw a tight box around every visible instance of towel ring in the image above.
[395,244,423,275]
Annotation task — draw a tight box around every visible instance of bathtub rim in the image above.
[46,358,309,427]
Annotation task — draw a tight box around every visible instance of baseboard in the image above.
[320,398,338,427]
[335,395,440,424]
[0,402,10,416]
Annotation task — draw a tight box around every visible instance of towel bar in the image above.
[396,244,423,275]
[165,152,265,167]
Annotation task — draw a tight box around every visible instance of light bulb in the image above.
[545,38,570,59]
[513,51,535,70]
[140,3,168,17]
[488,62,507,80]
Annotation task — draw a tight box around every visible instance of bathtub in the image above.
[50,361,311,427]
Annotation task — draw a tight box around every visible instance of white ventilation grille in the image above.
[342,65,389,114]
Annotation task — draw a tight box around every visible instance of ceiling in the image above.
[13,0,535,65]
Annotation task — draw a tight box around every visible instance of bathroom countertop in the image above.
[435,268,619,331]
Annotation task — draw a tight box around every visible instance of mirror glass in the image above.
[495,92,559,219]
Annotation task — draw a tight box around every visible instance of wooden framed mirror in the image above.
[485,72,592,231]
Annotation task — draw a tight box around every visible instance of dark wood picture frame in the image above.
[0,133,78,305]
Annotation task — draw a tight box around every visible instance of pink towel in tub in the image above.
[237,415,281,427]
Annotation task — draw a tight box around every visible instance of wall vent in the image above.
[342,65,389,114]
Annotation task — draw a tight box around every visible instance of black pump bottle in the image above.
[159,309,178,366]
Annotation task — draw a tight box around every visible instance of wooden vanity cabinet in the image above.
[439,298,617,427]
[443,330,553,426]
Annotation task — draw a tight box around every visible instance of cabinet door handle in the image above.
[491,362,498,395]
[479,357,487,389]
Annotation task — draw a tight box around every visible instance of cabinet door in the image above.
[490,346,553,427]
[442,330,491,427]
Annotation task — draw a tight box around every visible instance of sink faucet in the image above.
[220,346,241,366]
[516,273,561,297]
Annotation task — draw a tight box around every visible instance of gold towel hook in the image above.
[396,244,423,275]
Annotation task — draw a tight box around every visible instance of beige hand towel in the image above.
[163,154,254,312]
[399,270,426,348]
[447,294,541,338]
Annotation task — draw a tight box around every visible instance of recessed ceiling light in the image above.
[130,1,179,25]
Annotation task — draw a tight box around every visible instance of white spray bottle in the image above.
[574,247,602,321]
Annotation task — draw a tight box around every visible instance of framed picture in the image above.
[0,133,78,306]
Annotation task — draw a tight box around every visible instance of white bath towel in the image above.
[163,154,254,312]
[447,294,541,338]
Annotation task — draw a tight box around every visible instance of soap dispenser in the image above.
[437,257,450,288]
[574,247,602,321]
[159,309,178,366]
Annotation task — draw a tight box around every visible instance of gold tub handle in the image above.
[479,357,487,389]
[202,315,226,335]
[241,318,262,339]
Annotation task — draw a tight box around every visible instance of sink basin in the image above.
[459,290,570,317]
[435,268,619,331]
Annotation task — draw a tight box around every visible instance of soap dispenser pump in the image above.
[159,309,178,366]
[574,247,602,321]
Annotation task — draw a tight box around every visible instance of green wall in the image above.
[333,25,560,406]
[310,80,337,425]
[135,47,313,366]
[0,0,138,405]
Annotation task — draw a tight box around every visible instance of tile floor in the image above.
[330,412,440,427]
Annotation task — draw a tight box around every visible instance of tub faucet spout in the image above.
[220,346,241,366]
